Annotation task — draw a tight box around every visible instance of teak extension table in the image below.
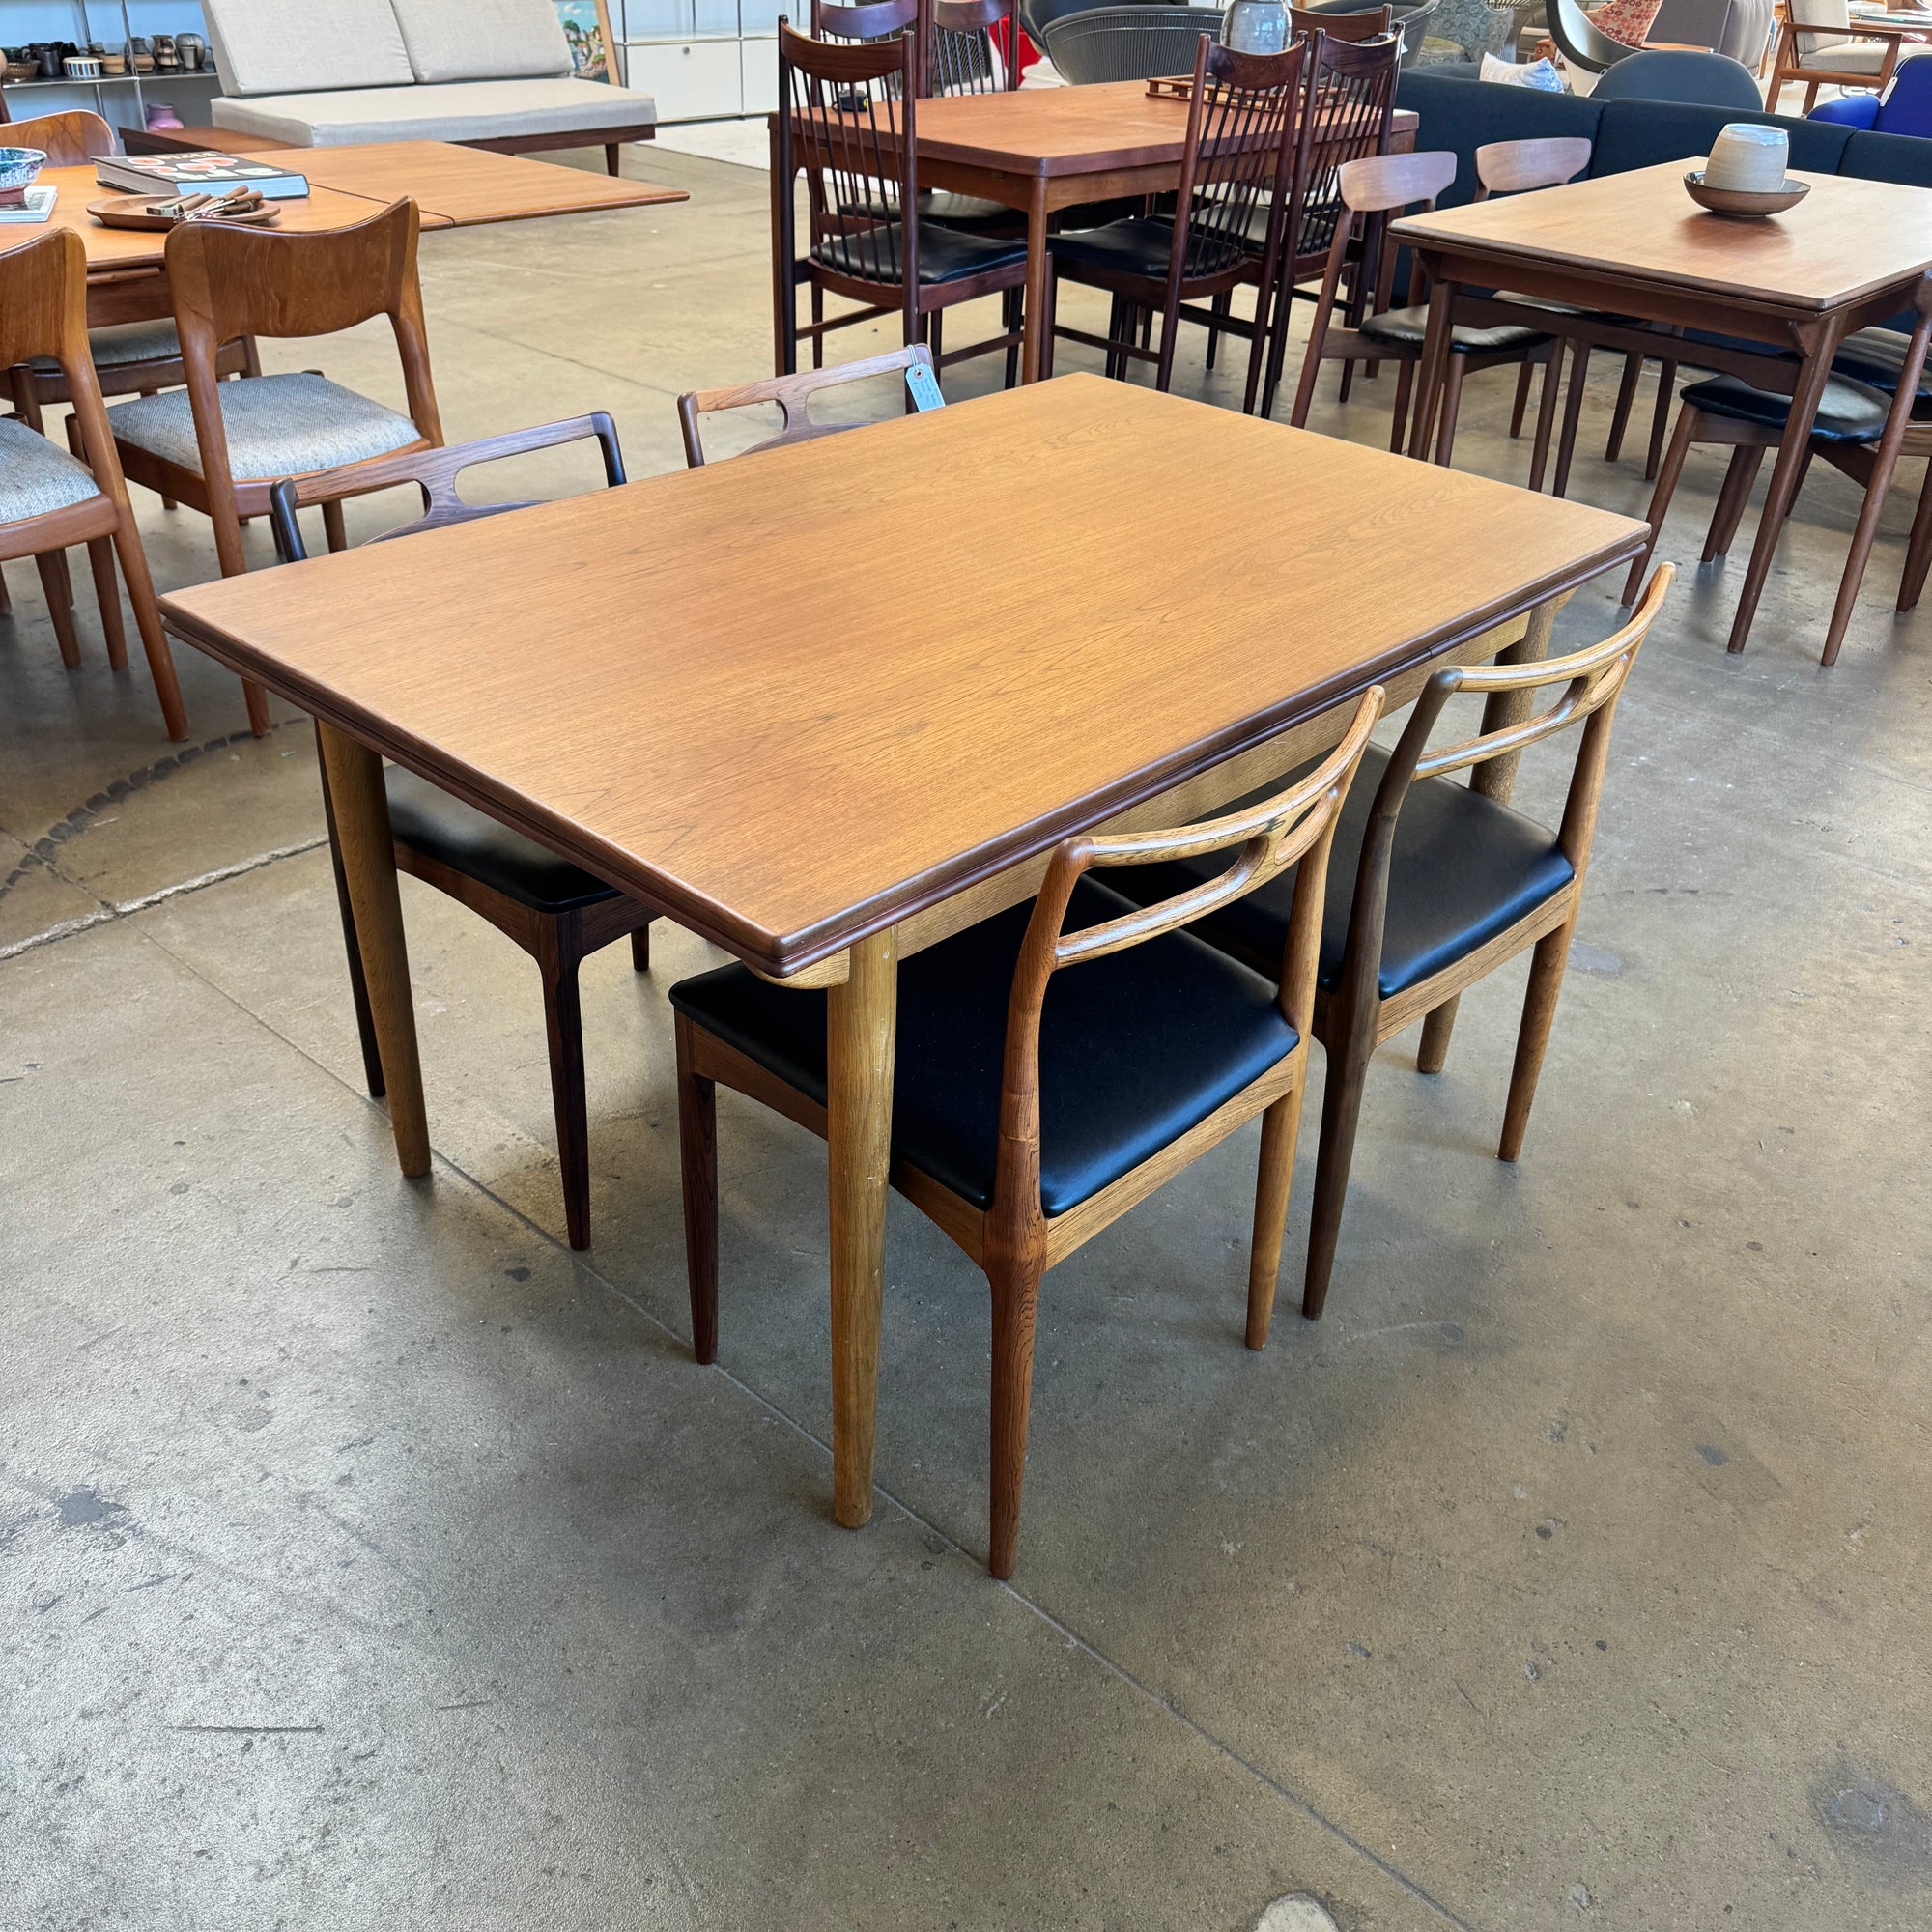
[157,377,1645,1537]
[772,82,1417,384]
[1392,161,1932,656]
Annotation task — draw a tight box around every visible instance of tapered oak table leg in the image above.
[825,926,897,1529]
[314,722,430,1179]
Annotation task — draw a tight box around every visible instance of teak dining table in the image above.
[48,140,688,327]
[772,82,1418,384]
[1392,161,1932,655]
[156,375,1645,1537]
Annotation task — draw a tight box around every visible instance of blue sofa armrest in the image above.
[1810,94,1880,129]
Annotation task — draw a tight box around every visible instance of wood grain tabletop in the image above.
[158,375,1646,973]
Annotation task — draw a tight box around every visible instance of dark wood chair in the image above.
[1099,568,1674,1321]
[107,198,442,737]
[1041,35,1311,411]
[779,7,1028,380]
[3,111,256,444]
[671,690,1383,1577]
[1289,149,1562,472]
[268,419,657,1253]
[0,228,188,739]
[1620,276,1932,666]
[677,342,943,466]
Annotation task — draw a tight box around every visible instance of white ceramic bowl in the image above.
[1703,124,1789,194]
[0,147,47,192]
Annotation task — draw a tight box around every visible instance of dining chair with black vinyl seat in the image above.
[669,690,1383,1578]
[1287,149,1561,473]
[0,226,190,739]
[1097,568,1673,1323]
[268,418,658,1254]
[1041,33,1311,409]
[677,343,943,465]
[107,197,442,738]
[777,13,1030,381]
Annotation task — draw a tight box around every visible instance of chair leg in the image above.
[1552,343,1591,498]
[1433,352,1468,468]
[1645,361,1677,481]
[322,498,349,554]
[538,929,594,1251]
[1898,460,1932,611]
[1499,921,1574,1163]
[1302,1012,1375,1322]
[1417,996,1460,1075]
[1623,402,1698,605]
[111,514,190,741]
[1508,359,1534,440]
[1526,349,1561,493]
[1605,351,1643,463]
[674,1014,719,1366]
[0,562,11,616]
[810,283,824,371]
[1205,289,1230,372]
[630,922,652,972]
[1245,1087,1304,1350]
[315,740,386,1099]
[84,537,127,670]
[1387,355,1416,453]
[35,549,81,668]
[987,1246,1045,1579]
[1003,287,1021,391]
[1704,445,1766,560]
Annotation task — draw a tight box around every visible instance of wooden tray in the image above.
[88,193,282,232]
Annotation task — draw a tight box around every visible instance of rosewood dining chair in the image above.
[1288,149,1561,472]
[776,14,1029,380]
[1100,568,1674,1321]
[2,111,257,444]
[107,198,442,737]
[676,342,943,465]
[1041,34,1312,411]
[1620,277,1932,665]
[670,690,1383,1577]
[267,417,658,1253]
[0,227,188,739]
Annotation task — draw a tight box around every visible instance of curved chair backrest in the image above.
[812,0,920,38]
[929,0,1020,90]
[1,109,118,164]
[1292,31,1403,271]
[1336,144,1457,214]
[1473,134,1593,196]
[268,416,627,557]
[1384,0,1440,65]
[1042,5,1225,82]
[1547,0,1634,71]
[677,344,941,465]
[1021,0,1178,44]
[992,688,1383,1222]
[1290,2,1394,39]
[1645,0,1734,49]
[1589,46,1764,103]
[1874,49,1932,133]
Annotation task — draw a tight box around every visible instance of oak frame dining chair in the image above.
[1100,568,1674,1321]
[107,198,442,737]
[670,690,1382,1577]
[1620,277,1932,665]
[2,111,257,441]
[1287,149,1561,473]
[268,417,657,1253]
[676,343,943,466]
[776,14,1029,381]
[1041,33,1312,412]
[0,227,189,739]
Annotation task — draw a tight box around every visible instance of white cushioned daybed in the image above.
[204,0,656,169]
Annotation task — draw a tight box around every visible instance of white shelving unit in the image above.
[0,1,219,138]
[618,0,781,125]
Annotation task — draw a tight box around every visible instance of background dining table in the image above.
[155,374,1646,1537]
[1392,159,1932,655]
[771,81,1418,384]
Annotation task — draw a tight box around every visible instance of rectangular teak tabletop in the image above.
[158,375,1645,979]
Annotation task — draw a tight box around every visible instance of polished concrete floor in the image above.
[5,146,1931,1932]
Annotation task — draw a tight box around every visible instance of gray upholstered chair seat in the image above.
[0,418,105,525]
[1795,37,1888,68]
[28,317,188,375]
[106,373,422,480]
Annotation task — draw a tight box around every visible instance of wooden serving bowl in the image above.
[1683,172,1811,219]
[88,194,282,232]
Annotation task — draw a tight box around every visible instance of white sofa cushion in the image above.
[390,0,573,83]
[202,0,415,96]
[211,77,656,146]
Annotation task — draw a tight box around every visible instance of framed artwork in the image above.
[554,0,619,82]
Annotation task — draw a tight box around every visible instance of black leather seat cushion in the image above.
[1682,371,1889,443]
[668,877,1297,1217]
[838,188,1021,230]
[813,221,1025,284]
[384,765,619,914]
[1050,215,1248,282]
[1359,303,1548,355]
[1096,745,1575,1002]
